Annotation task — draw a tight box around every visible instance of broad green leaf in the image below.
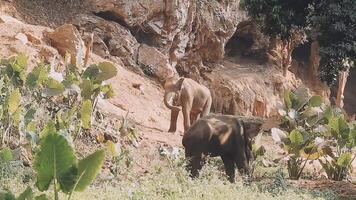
[81,100,92,129]
[58,165,79,193]
[34,194,49,200]
[308,96,322,107]
[0,147,13,162]
[24,108,36,126]
[12,106,22,127]
[96,62,117,81]
[349,128,356,147]
[9,54,27,72]
[43,78,65,96]
[337,152,352,168]
[34,129,76,191]
[7,88,21,114]
[83,62,117,83]
[328,116,350,139]
[79,79,94,100]
[17,186,33,200]
[289,129,304,146]
[26,64,49,89]
[75,150,105,191]
[283,90,292,109]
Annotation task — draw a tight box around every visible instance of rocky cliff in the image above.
[4,0,326,119]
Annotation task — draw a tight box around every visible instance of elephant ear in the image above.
[243,120,264,138]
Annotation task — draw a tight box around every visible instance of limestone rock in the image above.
[73,14,139,69]
[46,24,85,68]
[138,44,177,81]
[87,0,245,77]
[0,15,23,24]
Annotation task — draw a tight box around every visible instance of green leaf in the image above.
[337,153,352,168]
[283,90,292,109]
[43,78,65,97]
[7,88,21,114]
[0,147,13,162]
[101,84,114,99]
[34,194,49,200]
[79,79,94,100]
[349,128,356,147]
[289,129,304,146]
[10,54,27,72]
[24,108,36,126]
[39,121,56,138]
[58,165,79,193]
[17,186,33,200]
[12,106,22,127]
[83,62,117,83]
[75,150,105,191]
[0,191,16,200]
[308,96,322,107]
[328,116,350,139]
[96,62,117,81]
[81,100,92,129]
[34,129,76,191]
[26,64,49,89]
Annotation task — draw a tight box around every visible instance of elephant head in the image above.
[163,76,186,132]
[163,76,185,111]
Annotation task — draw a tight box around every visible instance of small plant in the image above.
[2,122,105,200]
[272,87,355,180]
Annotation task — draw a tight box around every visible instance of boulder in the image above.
[46,24,85,68]
[73,14,139,70]
[137,44,177,81]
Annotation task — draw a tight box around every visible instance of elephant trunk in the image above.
[164,91,181,111]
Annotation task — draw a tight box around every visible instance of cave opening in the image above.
[93,11,156,46]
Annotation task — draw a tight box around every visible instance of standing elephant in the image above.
[182,114,264,183]
[163,76,212,133]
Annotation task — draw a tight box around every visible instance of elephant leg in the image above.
[168,109,180,132]
[182,105,192,132]
[190,112,199,125]
[186,152,203,178]
[201,97,212,117]
[234,153,250,176]
[221,155,236,183]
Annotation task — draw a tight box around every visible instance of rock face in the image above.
[73,14,139,70]
[86,0,245,78]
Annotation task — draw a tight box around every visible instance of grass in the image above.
[1,155,339,200]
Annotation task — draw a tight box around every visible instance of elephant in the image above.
[163,76,212,133]
[182,114,264,183]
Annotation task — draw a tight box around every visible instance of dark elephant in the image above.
[182,114,264,183]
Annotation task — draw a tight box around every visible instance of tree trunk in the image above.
[336,69,350,108]
[309,41,320,82]
[282,40,292,77]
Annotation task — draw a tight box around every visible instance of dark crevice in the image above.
[292,42,311,69]
[93,11,156,46]
[93,11,131,30]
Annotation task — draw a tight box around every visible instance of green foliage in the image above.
[312,0,356,84]
[0,147,13,162]
[273,87,355,180]
[244,0,311,40]
[34,128,76,191]
[0,54,116,199]
[245,0,356,85]
[80,100,92,129]
[75,150,105,191]
[33,123,105,199]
